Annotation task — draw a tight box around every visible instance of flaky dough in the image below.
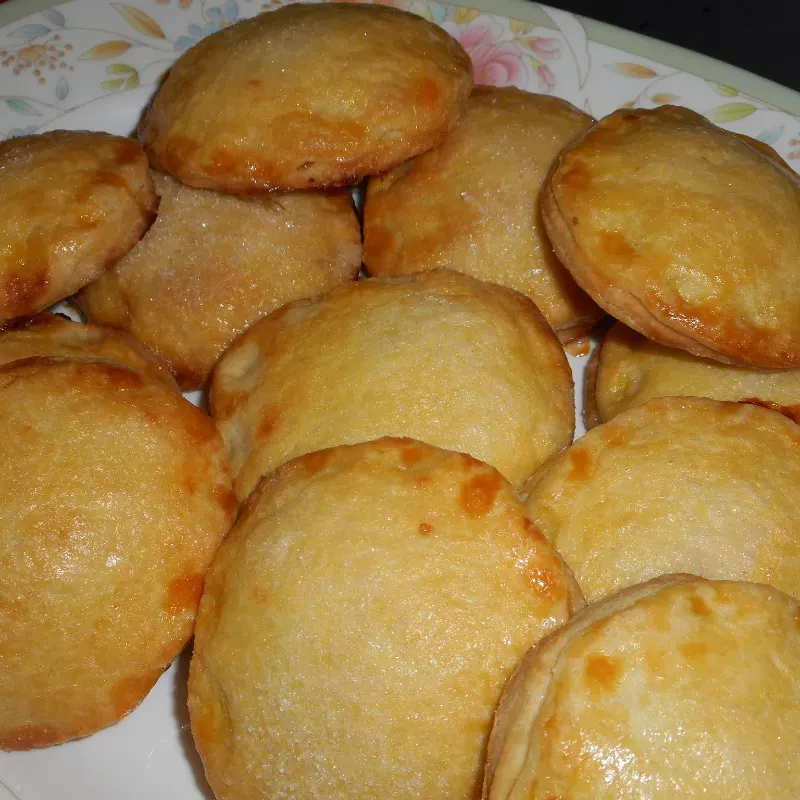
[586,321,800,427]
[0,313,177,393]
[365,87,602,341]
[211,270,575,501]
[76,172,360,389]
[543,106,800,367]
[140,3,472,190]
[190,437,583,800]
[0,359,235,749]
[485,575,800,799]
[525,396,800,602]
[0,131,155,323]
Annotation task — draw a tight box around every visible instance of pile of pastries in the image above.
[2,3,800,798]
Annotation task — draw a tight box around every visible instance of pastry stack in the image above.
[1,3,800,799]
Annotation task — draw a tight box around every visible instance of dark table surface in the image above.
[543,0,799,93]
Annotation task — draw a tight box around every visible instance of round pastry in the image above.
[0,312,177,393]
[485,575,800,799]
[76,172,361,390]
[190,437,583,800]
[364,87,602,341]
[586,321,800,428]
[211,270,575,502]
[0,130,155,324]
[543,105,800,367]
[139,3,473,191]
[0,359,236,750]
[525,396,800,602]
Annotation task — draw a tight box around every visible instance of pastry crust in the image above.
[76,172,361,390]
[543,105,800,367]
[139,3,473,191]
[485,575,800,799]
[587,321,800,427]
[525,396,800,602]
[0,313,177,393]
[210,270,575,501]
[0,131,155,323]
[189,437,584,800]
[0,359,235,749]
[364,88,602,341]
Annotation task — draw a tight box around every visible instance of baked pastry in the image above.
[0,359,235,750]
[586,321,800,427]
[485,574,800,799]
[140,3,473,191]
[364,87,602,341]
[543,105,800,367]
[0,131,155,324]
[76,172,361,390]
[0,313,177,393]
[525,396,800,602]
[190,437,583,800]
[211,270,575,502]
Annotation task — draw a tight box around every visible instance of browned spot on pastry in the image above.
[0,723,64,750]
[567,447,595,482]
[209,148,238,176]
[401,444,424,467]
[3,271,49,317]
[599,231,637,265]
[522,517,548,545]
[415,77,441,110]
[459,452,484,470]
[92,169,130,192]
[690,594,712,617]
[110,669,162,717]
[192,701,219,750]
[256,404,281,439]
[559,159,591,191]
[165,572,205,615]
[115,137,143,166]
[418,522,433,535]
[459,472,502,518]
[740,397,800,425]
[180,407,219,447]
[600,424,635,448]
[183,471,197,495]
[214,483,238,519]
[526,565,560,602]
[248,79,262,88]
[585,653,621,691]
[103,364,146,390]
[300,449,331,475]
[680,640,708,662]
[364,226,395,262]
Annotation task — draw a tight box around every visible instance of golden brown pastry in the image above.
[586,321,800,427]
[140,3,473,191]
[485,575,800,800]
[0,359,236,750]
[525,396,800,602]
[364,87,602,341]
[0,130,155,324]
[190,437,583,800]
[211,270,575,502]
[75,172,361,390]
[0,312,177,393]
[543,105,800,367]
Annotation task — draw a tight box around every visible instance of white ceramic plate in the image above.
[2,1,800,797]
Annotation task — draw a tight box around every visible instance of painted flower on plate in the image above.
[444,19,522,86]
[175,0,239,50]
